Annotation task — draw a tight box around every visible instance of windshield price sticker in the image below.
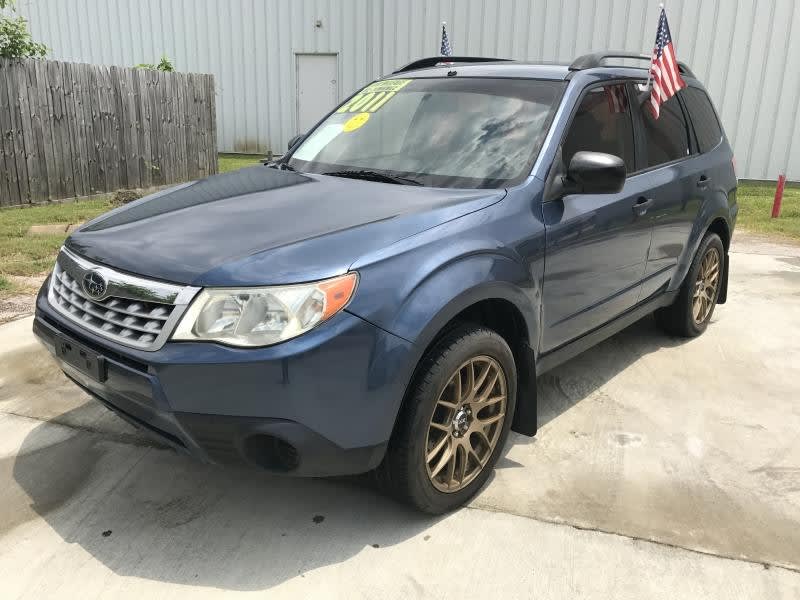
[337,79,412,114]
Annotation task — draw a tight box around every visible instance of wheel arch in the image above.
[671,210,732,294]
[393,291,540,445]
[707,216,731,251]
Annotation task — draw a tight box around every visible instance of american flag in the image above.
[440,22,452,57]
[605,84,628,114]
[648,7,686,118]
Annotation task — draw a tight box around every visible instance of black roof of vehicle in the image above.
[392,51,696,81]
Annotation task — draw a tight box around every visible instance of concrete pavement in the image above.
[0,231,799,598]
[479,233,800,569]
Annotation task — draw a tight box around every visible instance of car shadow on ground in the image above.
[537,314,689,428]
[9,313,692,591]
[494,313,691,468]
[9,418,439,590]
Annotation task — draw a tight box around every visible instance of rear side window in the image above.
[640,94,690,168]
[562,85,636,173]
[682,87,723,153]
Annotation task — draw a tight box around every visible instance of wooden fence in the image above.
[0,58,217,207]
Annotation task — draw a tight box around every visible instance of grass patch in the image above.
[737,181,800,241]
[0,197,114,296]
[219,153,266,173]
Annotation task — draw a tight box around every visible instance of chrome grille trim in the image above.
[48,247,200,351]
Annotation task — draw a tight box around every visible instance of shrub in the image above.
[135,55,174,72]
[0,14,48,59]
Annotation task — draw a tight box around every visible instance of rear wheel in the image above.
[656,232,724,337]
[378,325,516,514]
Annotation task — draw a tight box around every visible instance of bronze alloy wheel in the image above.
[424,355,508,493]
[692,246,721,324]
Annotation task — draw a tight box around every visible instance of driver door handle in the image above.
[633,197,654,217]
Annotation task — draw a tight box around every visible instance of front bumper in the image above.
[33,283,416,476]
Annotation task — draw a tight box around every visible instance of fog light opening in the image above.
[243,434,299,472]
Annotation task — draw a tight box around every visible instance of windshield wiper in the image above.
[322,170,422,186]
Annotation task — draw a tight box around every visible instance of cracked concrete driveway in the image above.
[0,232,799,599]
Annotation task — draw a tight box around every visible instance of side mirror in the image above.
[565,151,626,195]
[287,134,306,152]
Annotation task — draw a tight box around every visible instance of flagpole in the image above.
[645,2,664,89]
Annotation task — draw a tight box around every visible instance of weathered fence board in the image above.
[0,65,16,203]
[0,58,217,207]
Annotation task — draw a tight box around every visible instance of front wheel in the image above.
[656,232,725,337]
[377,324,517,514]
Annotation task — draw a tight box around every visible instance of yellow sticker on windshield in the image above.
[362,79,412,94]
[336,79,412,114]
[343,112,370,132]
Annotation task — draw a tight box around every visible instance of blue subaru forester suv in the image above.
[34,53,737,513]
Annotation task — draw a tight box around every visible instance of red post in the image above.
[771,174,786,218]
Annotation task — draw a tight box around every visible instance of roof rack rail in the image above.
[393,56,512,74]
[569,51,695,78]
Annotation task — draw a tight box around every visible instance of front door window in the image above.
[561,84,636,173]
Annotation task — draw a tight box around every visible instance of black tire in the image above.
[377,324,517,514]
[655,232,725,337]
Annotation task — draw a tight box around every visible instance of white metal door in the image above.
[296,54,338,134]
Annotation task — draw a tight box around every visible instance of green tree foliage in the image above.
[1,0,48,59]
[135,55,175,72]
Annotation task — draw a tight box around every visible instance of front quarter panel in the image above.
[346,187,544,352]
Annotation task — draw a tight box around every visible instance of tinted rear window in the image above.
[640,94,690,168]
[682,87,723,153]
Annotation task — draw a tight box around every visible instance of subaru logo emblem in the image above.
[82,271,107,299]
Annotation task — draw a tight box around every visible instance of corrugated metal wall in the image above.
[13,0,800,180]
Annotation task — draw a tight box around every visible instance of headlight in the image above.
[172,273,358,347]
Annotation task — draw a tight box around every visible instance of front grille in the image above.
[52,262,172,346]
[47,248,199,351]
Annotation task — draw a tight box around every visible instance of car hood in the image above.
[67,166,505,286]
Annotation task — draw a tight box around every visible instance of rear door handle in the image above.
[633,197,654,217]
[697,175,710,189]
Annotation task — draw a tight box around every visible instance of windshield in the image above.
[288,77,566,189]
